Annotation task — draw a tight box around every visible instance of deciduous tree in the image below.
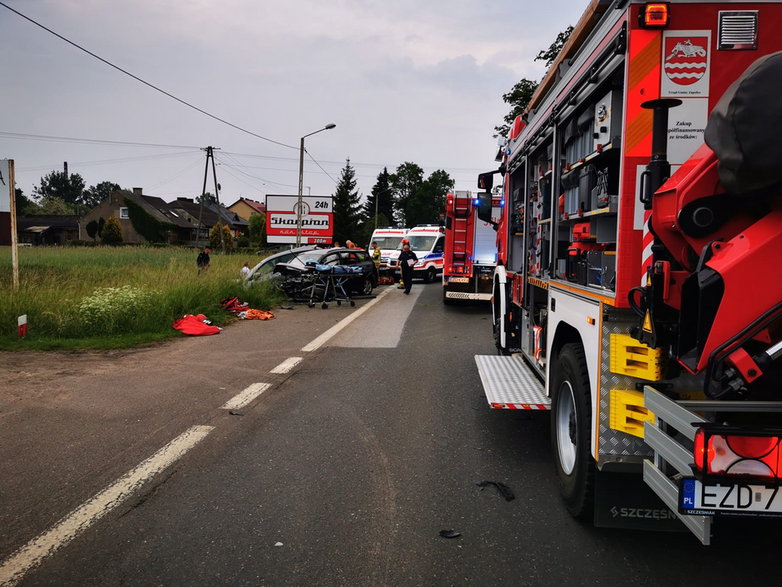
[495,26,574,138]
[390,162,424,226]
[82,181,121,209]
[14,188,38,216]
[33,170,85,206]
[248,212,266,248]
[405,169,454,227]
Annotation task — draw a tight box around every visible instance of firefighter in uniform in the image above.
[397,238,410,289]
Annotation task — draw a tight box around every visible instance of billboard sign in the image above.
[265,194,333,245]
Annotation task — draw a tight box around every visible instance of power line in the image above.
[224,149,488,172]
[216,152,297,189]
[16,150,198,172]
[0,130,200,150]
[0,130,486,175]
[141,159,204,191]
[305,149,338,184]
[0,2,297,150]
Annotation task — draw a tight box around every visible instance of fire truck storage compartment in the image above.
[526,149,553,279]
[555,99,621,292]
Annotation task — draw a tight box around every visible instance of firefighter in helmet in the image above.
[397,237,410,289]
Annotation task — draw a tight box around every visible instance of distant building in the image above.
[17,215,81,245]
[168,197,248,239]
[80,188,247,245]
[228,198,266,222]
[82,188,193,244]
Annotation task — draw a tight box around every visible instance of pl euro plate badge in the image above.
[679,477,782,517]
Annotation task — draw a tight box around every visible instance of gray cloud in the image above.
[1,0,583,200]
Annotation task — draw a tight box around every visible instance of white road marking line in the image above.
[302,287,392,352]
[0,425,214,587]
[270,356,302,374]
[221,382,271,410]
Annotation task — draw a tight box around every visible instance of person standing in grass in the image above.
[240,262,251,279]
[197,247,211,274]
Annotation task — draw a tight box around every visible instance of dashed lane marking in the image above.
[270,357,303,374]
[221,382,272,410]
[0,425,214,587]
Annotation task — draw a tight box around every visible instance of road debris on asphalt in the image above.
[476,480,515,501]
[439,530,462,539]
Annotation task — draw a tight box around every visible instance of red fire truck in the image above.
[442,190,501,303]
[474,1,782,544]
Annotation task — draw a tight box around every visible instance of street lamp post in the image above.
[296,123,336,246]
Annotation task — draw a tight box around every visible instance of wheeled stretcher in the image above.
[305,263,361,309]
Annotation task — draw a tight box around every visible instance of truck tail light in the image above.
[639,3,669,28]
[693,427,782,480]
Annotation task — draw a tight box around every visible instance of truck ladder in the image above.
[475,355,550,410]
[450,194,474,274]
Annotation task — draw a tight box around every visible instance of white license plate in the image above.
[448,277,470,283]
[679,477,782,516]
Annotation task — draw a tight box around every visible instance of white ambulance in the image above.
[368,227,407,276]
[387,224,445,283]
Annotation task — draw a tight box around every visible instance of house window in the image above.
[119,207,129,219]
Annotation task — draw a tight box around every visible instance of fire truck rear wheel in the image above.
[551,343,594,520]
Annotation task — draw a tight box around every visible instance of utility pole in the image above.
[296,123,336,246]
[195,146,227,251]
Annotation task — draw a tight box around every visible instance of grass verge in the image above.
[0,246,284,351]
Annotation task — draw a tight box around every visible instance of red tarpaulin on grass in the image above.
[172,314,221,336]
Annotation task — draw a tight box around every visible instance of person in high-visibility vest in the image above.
[370,241,381,283]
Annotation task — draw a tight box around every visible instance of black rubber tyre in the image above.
[550,343,595,520]
[424,267,437,283]
[361,277,374,295]
[493,315,510,356]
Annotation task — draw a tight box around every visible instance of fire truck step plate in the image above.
[475,355,550,410]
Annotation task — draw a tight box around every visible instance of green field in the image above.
[0,246,283,350]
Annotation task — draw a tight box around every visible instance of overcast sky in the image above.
[1,0,584,207]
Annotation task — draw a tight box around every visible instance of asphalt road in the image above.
[1,282,780,586]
